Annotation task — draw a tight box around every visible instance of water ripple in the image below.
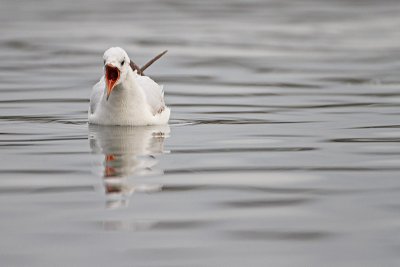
[226,230,333,241]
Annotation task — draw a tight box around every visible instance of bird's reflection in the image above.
[89,124,170,208]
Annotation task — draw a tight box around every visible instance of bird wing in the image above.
[136,75,165,115]
[89,77,104,114]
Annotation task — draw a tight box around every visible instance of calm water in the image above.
[1,0,400,266]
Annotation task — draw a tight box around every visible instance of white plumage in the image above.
[89,47,170,126]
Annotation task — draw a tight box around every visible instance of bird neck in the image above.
[124,67,140,88]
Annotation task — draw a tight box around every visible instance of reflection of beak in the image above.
[105,64,120,101]
[104,154,116,177]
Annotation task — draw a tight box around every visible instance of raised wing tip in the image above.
[140,50,168,74]
[129,50,168,76]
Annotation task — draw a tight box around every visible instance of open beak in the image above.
[105,64,120,100]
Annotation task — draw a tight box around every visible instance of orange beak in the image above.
[105,64,120,100]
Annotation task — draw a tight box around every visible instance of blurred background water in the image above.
[1,0,400,266]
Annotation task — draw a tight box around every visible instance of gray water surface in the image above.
[1,0,400,266]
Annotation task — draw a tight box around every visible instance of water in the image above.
[1,0,400,266]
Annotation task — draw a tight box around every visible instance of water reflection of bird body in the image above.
[89,125,170,208]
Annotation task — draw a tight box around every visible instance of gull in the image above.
[89,47,170,126]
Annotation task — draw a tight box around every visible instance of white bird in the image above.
[89,47,170,126]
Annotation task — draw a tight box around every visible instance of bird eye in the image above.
[121,60,125,66]
[103,60,106,65]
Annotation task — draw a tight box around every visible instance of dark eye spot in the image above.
[103,60,106,65]
[121,60,125,66]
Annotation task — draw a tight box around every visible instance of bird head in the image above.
[103,47,130,100]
